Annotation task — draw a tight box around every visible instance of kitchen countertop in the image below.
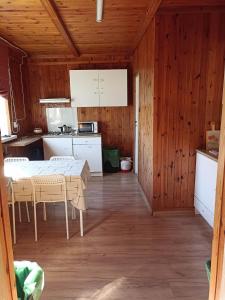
[1,135,17,143]
[42,133,102,138]
[196,149,218,162]
[7,136,42,147]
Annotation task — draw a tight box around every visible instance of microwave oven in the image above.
[78,121,98,134]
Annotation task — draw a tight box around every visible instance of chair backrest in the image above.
[11,178,33,203]
[4,157,29,163]
[31,175,66,203]
[50,156,75,161]
[6,178,12,204]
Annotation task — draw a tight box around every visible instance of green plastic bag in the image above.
[205,259,211,282]
[14,261,44,300]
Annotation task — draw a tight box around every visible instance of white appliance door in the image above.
[43,138,73,160]
[73,144,102,172]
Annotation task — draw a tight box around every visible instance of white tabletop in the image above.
[4,160,88,180]
[4,160,90,210]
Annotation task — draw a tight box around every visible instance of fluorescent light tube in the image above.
[96,0,103,22]
[39,98,70,104]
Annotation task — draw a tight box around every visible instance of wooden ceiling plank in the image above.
[40,0,79,57]
[133,0,162,50]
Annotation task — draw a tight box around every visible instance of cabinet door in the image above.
[195,153,218,214]
[43,138,73,160]
[99,69,127,107]
[69,70,100,107]
[73,144,102,173]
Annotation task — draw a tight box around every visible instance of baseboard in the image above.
[153,209,195,217]
[91,172,103,177]
[139,185,152,214]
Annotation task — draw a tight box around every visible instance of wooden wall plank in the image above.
[132,20,155,206]
[132,11,225,211]
[153,12,225,211]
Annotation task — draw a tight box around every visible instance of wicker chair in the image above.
[10,178,32,244]
[31,174,69,241]
[50,156,77,219]
[5,157,30,229]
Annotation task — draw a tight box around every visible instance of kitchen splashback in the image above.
[46,107,78,132]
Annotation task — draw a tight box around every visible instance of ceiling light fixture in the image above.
[96,0,104,22]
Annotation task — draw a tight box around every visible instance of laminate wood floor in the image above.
[13,173,212,300]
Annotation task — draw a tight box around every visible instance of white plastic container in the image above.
[120,157,132,172]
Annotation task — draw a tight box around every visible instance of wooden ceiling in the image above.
[0,0,224,57]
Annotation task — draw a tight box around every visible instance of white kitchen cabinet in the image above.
[43,137,73,160]
[69,70,100,107]
[194,152,218,227]
[70,69,127,107]
[73,137,103,175]
[98,70,127,107]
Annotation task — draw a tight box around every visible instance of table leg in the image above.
[80,210,83,237]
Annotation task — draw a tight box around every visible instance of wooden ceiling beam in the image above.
[133,0,162,51]
[40,0,79,57]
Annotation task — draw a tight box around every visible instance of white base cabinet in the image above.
[43,137,73,160]
[194,152,217,227]
[43,136,103,176]
[73,137,103,175]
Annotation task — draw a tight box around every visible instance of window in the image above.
[0,95,11,136]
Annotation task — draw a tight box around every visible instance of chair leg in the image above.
[12,202,16,244]
[25,202,30,222]
[18,202,22,223]
[34,202,38,242]
[65,201,69,240]
[79,210,83,237]
[72,206,76,220]
[43,202,47,221]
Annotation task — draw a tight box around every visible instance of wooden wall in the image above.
[132,21,155,207]
[133,11,225,212]
[27,61,133,156]
[8,51,31,136]
[0,40,31,136]
[153,12,225,211]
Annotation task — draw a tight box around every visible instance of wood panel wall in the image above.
[0,40,31,136]
[133,11,225,212]
[27,61,133,156]
[154,12,225,211]
[8,51,31,136]
[132,21,155,207]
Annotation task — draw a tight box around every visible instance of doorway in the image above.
[134,73,140,175]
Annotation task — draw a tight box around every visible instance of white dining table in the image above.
[4,159,90,236]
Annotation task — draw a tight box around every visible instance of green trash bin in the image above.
[14,261,44,300]
[103,147,120,172]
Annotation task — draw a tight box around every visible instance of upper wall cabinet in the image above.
[69,69,127,107]
[70,70,100,107]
